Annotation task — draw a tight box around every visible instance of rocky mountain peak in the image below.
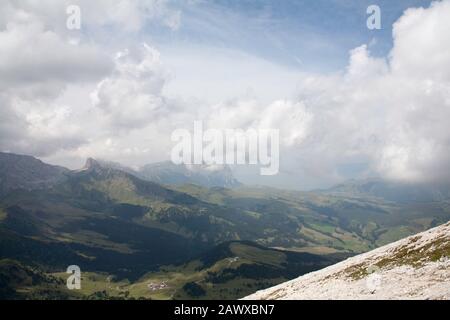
[83,158,102,171]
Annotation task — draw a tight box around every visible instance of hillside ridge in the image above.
[244,221,450,300]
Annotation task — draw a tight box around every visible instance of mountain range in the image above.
[0,151,449,299]
[0,152,69,196]
[321,178,450,203]
[93,159,241,189]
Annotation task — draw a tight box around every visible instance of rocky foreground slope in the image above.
[245,222,450,300]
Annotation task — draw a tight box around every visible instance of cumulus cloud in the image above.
[91,44,170,131]
[0,94,88,156]
[0,5,112,156]
[0,0,179,158]
[194,1,450,186]
[206,99,313,148]
[0,10,112,97]
[390,0,450,82]
[280,0,450,184]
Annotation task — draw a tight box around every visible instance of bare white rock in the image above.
[244,222,450,300]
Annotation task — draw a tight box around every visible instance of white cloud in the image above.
[91,44,170,131]
[0,1,178,158]
[201,1,450,186]
[0,95,88,156]
[0,5,112,156]
[206,99,313,148]
[390,0,450,82]
[2,0,450,189]
[279,0,450,185]
[0,10,112,97]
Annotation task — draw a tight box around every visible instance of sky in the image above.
[1,0,450,190]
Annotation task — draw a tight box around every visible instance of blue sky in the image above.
[133,0,436,107]
[148,0,434,72]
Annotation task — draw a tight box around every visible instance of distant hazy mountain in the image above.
[138,161,242,188]
[322,178,450,202]
[0,152,68,196]
[92,159,242,188]
[73,157,200,205]
[245,222,450,300]
[91,159,139,176]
